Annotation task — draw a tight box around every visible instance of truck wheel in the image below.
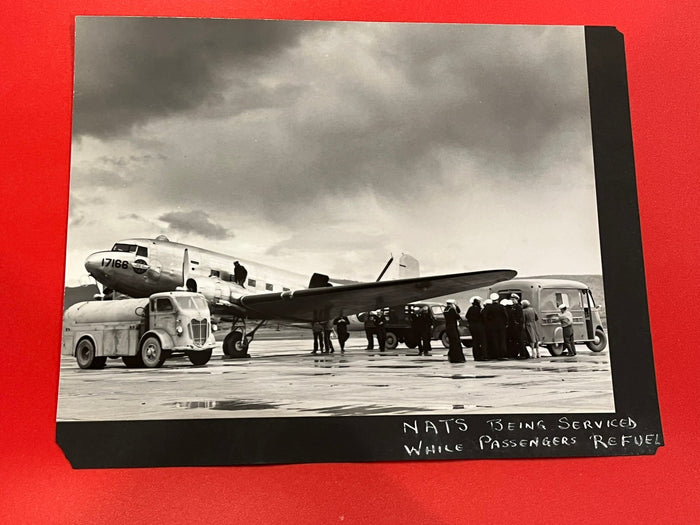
[547,343,564,356]
[188,349,212,366]
[75,339,106,369]
[404,334,419,349]
[384,331,399,350]
[122,355,143,368]
[586,328,608,352]
[141,336,165,368]
[441,332,450,348]
[223,330,249,358]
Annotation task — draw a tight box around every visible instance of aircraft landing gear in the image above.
[222,318,266,358]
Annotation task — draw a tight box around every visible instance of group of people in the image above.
[363,310,387,351]
[310,294,577,360]
[311,316,350,354]
[466,293,562,360]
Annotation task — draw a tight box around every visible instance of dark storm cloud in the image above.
[150,24,591,224]
[73,17,314,138]
[159,210,231,240]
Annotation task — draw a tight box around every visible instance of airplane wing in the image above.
[236,269,516,322]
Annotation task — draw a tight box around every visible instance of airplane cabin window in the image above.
[210,270,220,278]
[265,283,273,291]
[136,246,148,257]
[282,287,290,292]
[248,278,256,287]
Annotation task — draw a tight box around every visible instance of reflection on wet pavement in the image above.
[57,339,615,421]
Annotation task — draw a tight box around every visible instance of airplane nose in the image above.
[84,252,104,277]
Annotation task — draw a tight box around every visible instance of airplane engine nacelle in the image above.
[186,277,247,304]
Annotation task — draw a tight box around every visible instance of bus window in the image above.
[568,291,583,310]
[554,292,570,310]
[541,290,563,311]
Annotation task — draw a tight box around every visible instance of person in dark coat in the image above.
[483,293,509,359]
[444,300,466,363]
[363,312,376,349]
[508,294,530,359]
[333,315,350,353]
[412,305,433,356]
[322,320,334,353]
[374,310,387,352]
[522,300,541,358]
[466,296,488,360]
[233,261,248,287]
[311,321,324,354]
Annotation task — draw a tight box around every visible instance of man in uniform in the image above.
[233,261,248,287]
[466,296,488,360]
[412,305,433,356]
[374,310,387,352]
[364,312,376,349]
[509,294,529,359]
[483,293,509,359]
[557,304,576,356]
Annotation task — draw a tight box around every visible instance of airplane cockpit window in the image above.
[136,246,148,257]
[112,243,137,253]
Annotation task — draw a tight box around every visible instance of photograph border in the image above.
[55,26,663,468]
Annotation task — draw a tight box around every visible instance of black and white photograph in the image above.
[56,18,660,467]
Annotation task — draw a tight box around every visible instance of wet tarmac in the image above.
[56,339,615,421]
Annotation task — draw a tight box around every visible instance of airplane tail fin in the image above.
[398,253,420,278]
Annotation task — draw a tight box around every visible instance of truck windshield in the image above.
[175,296,209,312]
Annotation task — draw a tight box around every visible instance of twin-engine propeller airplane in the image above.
[84,235,516,357]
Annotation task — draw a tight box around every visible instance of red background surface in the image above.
[1,1,698,523]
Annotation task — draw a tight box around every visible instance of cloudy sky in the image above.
[65,17,601,286]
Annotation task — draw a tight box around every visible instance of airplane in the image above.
[83,235,517,357]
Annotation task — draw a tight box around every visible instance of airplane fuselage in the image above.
[84,235,310,299]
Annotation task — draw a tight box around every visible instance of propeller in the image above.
[179,248,191,290]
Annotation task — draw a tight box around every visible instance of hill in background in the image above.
[64,284,100,310]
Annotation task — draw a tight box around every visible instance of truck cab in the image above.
[62,291,216,369]
[489,278,607,356]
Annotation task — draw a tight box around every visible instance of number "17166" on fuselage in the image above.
[101,258,129,270]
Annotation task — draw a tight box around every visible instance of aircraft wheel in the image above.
[547,343,564,356]
[441,332,450,348]
[122,355,144,368]
[223,331,250,358]
[75,339,105,369]
[141,336,165,368]
[188,349,212,366]
[384,331,399,350]
[586,328,608,352]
